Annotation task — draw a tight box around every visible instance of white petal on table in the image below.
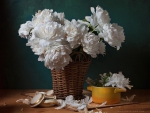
[55,100,66,109]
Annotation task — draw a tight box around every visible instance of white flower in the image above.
[18,21,33,38]
[25,21,72,70]
[53,11,65,25]
[81,32,105,58]
[55,95,92,110]
[26,38,47,55]
[94,6,111,27]
[31,22,65,40]
[32,9,53,26]
[87,6,110,27]
[55,95,106,111]
[99,23,125,50]
[27,38,66,56]
[64,19,89,49]
[79,6,110,32]
[44,45,72,70]
[18,6,125,70]
[64,20,80,48]
[105,72,133,89]
[32,9,65,26]
[73,19,89,37]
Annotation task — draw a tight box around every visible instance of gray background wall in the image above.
[0,0,150,89]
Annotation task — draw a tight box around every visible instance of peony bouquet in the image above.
[18,6,125,70]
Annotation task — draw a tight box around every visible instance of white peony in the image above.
[18,21,33,38]
[99,23,125,50]
[31,22,65,40]
[26,38,47,55]
[44,45,72,70]
[105,72,133,90]
[79,6,110,32]
[94,6,111,27]
[64,20,80,48]
[26,39,69,62]
[32,9,65,27]
[53,11,65,25]
[81,32,105,58]
[26,22,67,56]
[18,6,125,70]
[64,19,89,49]
[72,19,89,37]
[32,9,53,26]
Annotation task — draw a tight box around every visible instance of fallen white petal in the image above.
[88,97,93,104]
[69,101,81,107]
[16,99,24,103]
[16,99,30,105]
[96,101,107,107]
[77,104,87,110]
[95,108,103,113]
[89,110,94,113]
[84,95,90,104]
[128,95,136,101]
[121,95,136,102]
[55,100,66,109]
[57,99,64,105]
[78,107,89,113]
[95,111,103,113]
[46,90,54,96]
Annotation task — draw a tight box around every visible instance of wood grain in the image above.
[0,89,150,113]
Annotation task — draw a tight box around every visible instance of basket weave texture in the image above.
[51,52,91,99]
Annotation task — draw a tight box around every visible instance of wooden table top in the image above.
[0,89,150,113]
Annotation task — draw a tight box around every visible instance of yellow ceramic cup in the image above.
[87,86,126,104]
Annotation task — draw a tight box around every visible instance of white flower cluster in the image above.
[104,72,133,90]
[87,72,133,90]
[16,90,106,112]
[18,6,125,70]
[79,6,125,50]
[55,95,92,110]
[55,95,106,112]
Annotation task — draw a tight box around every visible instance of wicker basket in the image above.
[51,52,91,99]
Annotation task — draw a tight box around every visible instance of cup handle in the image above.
[114,88,126,93]
[87,86,93,91]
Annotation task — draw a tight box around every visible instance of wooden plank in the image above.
[0,89,150,113]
